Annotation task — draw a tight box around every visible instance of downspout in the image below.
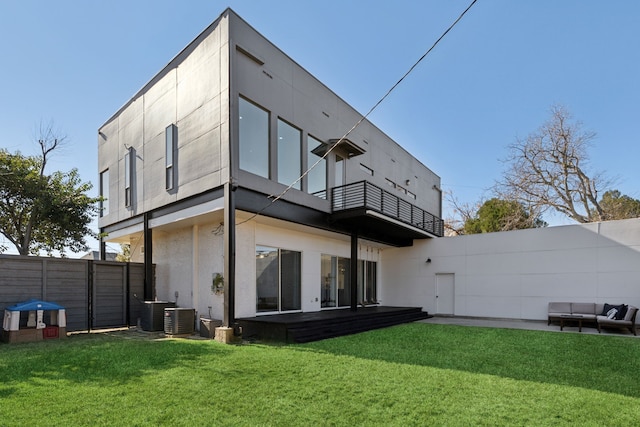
[143,213,153,300]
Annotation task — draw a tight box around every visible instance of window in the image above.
[359,163,373,176]
[321,254,337,307]
[165,124,177,190]
[358,260,378,304]
[277,119,301,189]
[239,97,269,178]
[307,135,327,198]
[124,147,133,207]
[320,255,351,308]
[256,246,301,313]
[99,169,109,217]
[321,255,377,309]
[385,178,395,189]
[335,155,345,187]
[407,190,416,200]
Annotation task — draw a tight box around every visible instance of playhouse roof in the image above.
[6,299,64,311]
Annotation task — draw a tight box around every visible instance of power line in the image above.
[237,0,478,226]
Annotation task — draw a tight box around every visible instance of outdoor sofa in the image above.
[547,302,637,335]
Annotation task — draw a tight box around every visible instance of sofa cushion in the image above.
[571,302,595,315]
[597,315,632,326]
[624,306,637,321]
[548,302,571,313]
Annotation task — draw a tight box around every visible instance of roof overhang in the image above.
[329,208,438,246]
[312,138,366,158]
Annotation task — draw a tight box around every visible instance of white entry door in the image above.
[435,273,455,315]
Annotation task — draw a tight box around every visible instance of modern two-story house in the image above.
[98,8,443,341]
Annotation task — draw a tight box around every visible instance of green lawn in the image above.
[1,323,639,426]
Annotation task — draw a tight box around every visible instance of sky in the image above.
[1,1,639,255]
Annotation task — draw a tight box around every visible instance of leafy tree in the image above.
[497,105,610,223]
[116,244,131,262]
[463,198,546,234]
[598,190,640,221]
[0,124,100,255]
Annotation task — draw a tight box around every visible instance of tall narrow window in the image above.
[335,155,345,187]
[358,260,377,304]
[307,136,327,198]
[366,261,377,303]
[337,257,351,307]
[321,254,336,308]
[334,155,346,209]
[239,97,269,178]
[165,124,176,190]
[124,148,132,207]
[99,169,109,217]
[277,119,301,189]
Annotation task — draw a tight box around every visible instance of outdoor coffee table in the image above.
[560,314,583,332]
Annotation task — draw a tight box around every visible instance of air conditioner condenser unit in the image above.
[164,308,195,336]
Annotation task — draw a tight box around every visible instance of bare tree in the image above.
[0,120,99,256]
[20,121,68,253]
[444,191,481,236]
[496,105,610,223]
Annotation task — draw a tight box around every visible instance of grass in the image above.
[1,324,639,426]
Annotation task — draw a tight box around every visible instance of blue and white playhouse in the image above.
[2,299,67,343]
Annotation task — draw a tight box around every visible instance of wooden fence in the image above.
[0,255,149,332]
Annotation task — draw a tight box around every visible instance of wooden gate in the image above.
[91,262,146,329]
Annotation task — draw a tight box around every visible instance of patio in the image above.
[422,315,640,337]
[237,306,430,343]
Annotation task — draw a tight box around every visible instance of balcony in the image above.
[330,181,444,244]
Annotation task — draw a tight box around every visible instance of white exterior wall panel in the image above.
[382,218,640,320]
[229,12,441,217]
[98,15,230,229]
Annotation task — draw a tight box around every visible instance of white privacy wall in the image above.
[381,218,640,320]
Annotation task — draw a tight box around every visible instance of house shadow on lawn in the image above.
[0,329,233,394]
[296,323,640,399]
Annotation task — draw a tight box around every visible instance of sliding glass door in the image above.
[256,246,301,313]
[321,255,376,308]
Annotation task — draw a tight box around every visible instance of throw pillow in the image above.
[615,304,628,320]
[601,303,616,316]
[607,308,618,319]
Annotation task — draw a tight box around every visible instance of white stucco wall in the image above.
[234,217,381,318]
[382,218,640,320]
[151,211,383,320]
[153,221,226,322]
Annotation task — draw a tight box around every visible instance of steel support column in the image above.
[350,230,358,311]
[223,181,237,329]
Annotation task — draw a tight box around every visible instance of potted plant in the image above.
[211,272,224,295]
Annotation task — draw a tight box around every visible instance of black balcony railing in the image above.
[331,180,444,237]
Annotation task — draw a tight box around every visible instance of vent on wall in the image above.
[236,44,265,65]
